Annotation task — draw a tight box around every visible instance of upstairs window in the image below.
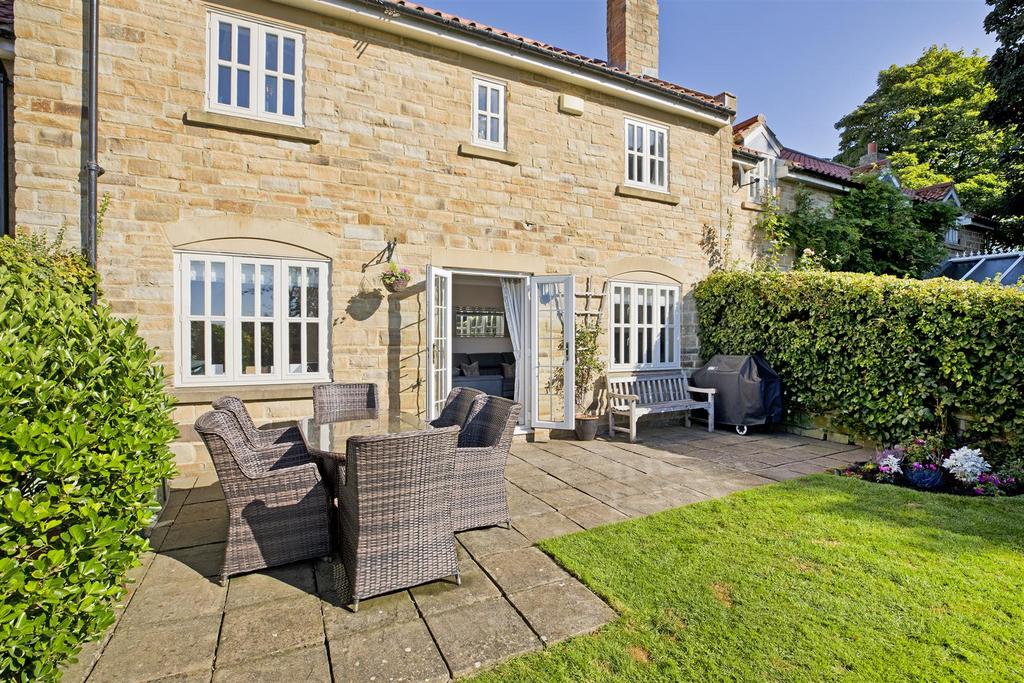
[207,11,304,125]
[472,77,506,149]
[945,227,961,245]
[610,282,681,371]
[624,118,668,191]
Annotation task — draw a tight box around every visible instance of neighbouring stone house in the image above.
[9,0,754,473]
[730,115,995,259]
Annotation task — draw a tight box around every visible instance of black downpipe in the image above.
[82,0,104,303]
[1,63,10,238]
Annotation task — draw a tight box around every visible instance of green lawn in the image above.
[477,475,1024,682]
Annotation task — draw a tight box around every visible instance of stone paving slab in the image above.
[508,578,618,644]
[77,425,860,681]
[424,597,542,677]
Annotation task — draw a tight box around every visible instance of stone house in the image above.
[731,114,994,259]
[9,0,753,473]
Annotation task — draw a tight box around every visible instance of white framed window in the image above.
[609,281,681,371]
[748,156,778,201]
[945,227,961,245]
[472,77,506,149]
[175,252,329,386]
[206,10,304,126]
[624,118,668,191]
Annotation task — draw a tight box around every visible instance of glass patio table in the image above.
[297,411,432,461]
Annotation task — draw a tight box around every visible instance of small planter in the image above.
[575,415,600,441]
[904,466,944,490]
[382,279,409,293]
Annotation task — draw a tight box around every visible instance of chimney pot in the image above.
[607,0,659,78]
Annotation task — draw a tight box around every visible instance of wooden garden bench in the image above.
[607,372,716,442]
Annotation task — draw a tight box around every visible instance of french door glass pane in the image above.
[306,323,319,372]
[261,322,274,373]
[535,281,566,423]
[210,262,225,316]
[288,267,301,316]
[283,37,295,74]
[237,26,250,65]
[260,264,274,317]
[241,321,255,374]
[240,263,255,316]
[189,260,205,315]
[211,322,226,375]
[190,321,205,375]
[306,267,318,316]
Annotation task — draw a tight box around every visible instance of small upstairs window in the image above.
[472,77,506,150]
[207,10,304,126]
[748,156,778,201]
[624,118,668,192]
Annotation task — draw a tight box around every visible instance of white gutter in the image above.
[272,0,732,128]
[784,171,850,193]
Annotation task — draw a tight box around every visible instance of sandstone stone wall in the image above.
[13,0,743,472]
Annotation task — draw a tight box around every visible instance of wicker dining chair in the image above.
[212,396,309,470]
[312,383,378,422]
[335,425,461,611]
[194,410,331,585]
[452,396,522,532]
[430,387,486,428]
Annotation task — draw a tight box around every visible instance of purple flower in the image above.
[974,487,985,495]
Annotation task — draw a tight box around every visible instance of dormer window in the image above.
[748,156,778,201]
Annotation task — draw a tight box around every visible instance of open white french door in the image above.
[425,265,452,421]
[529,275,575,430]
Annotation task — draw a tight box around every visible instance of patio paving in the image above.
[63,425,870,682]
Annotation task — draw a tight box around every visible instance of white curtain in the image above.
[500,278,524,403]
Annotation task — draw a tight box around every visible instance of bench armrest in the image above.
[687,386,717,396]
[607,392,639,402]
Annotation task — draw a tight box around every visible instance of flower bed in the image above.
[840,435,1019,496]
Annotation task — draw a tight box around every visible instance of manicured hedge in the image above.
[0,236,177,681]
[694,270,1024,471]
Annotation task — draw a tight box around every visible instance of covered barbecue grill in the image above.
[690,354,782,435]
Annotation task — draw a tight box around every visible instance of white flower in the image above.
[942,447,991,484]
[879,453,902,474]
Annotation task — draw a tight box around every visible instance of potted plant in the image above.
[573,318,606,441]
[380,262,411,292]
[901,434,947,490]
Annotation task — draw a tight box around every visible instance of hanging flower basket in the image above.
[380,262,411,293]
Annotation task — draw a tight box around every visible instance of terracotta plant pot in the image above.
[575,415,600,441]
[383,279,409,293]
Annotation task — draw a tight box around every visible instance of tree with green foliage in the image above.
[834,46,1008,214]
[782,178,957,278]
[982,0,1024,243]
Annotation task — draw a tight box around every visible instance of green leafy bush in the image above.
[694,270,1024,471]
[0,235,176,681]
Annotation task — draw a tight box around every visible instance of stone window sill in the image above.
[170,382,320,405]
[615,184,680,206]
[183,109,321,144]
[457,143,519,166]
[741,200,765,212]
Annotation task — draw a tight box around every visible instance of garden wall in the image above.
[693,270,1024,470]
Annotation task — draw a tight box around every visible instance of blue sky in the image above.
[427,0,996,159]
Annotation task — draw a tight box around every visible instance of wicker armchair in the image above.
[312,383,378,423]
[195,410,331,585]
[211,396,309,470]
[336,425,461,610]
[452,396,521,532]
[430,387,485,428]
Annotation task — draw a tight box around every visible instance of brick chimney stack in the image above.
[858,141,884,166]
[607,0,659,78]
